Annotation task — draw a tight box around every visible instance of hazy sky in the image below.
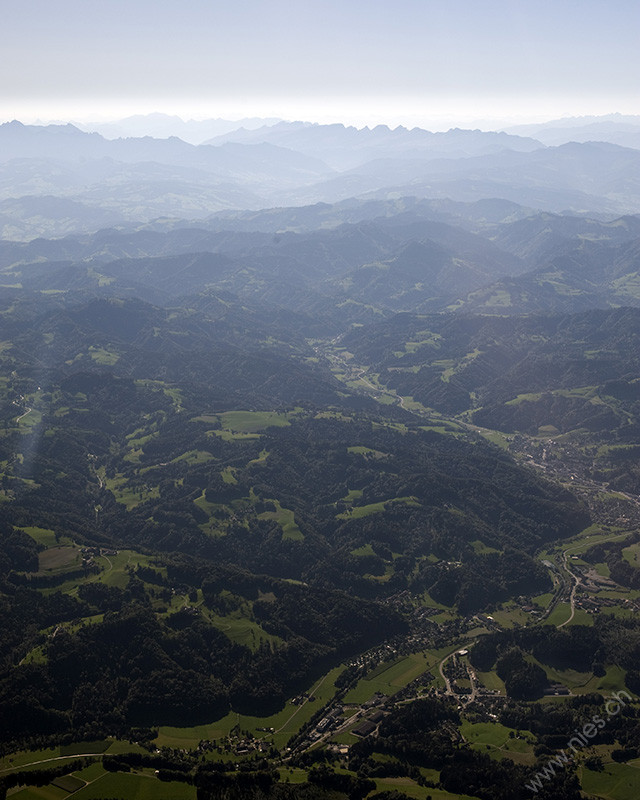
[1,0,639,128]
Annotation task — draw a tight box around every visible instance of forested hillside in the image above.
[1,129,640,800]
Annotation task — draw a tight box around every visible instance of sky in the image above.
[1,0,639,130]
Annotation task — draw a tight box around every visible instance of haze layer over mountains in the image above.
[1,112,639,321]
[2,113,640,241]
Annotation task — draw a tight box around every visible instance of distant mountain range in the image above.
[78,110,640,150]
[76,113,282,144]
[1,118,640,241]
[278,140,640,215]
[504,113,640,149]
[0,121,331,181]
[205,121,542,169]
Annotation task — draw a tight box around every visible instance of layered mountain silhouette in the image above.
[1,195,639,318]
[2,121,640,239]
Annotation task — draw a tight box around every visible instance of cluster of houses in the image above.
[443,651,471,685]
[81,546,118,558]
[80,545,117,571]
[234,738,272,756]
[200,729,275,757]
[291,692,315,706]
[342,640,403,679]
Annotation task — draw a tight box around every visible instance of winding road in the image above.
[14,400,32,423]
[557,549,581,628]
[536,527,637,629]
[437,644,479,705]
[438,651,456,695]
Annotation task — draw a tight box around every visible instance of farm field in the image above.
[72,771,196,800]
[257,498,303,541]
[461,721,536,766]
[372,777,479,800]
[579,761,640,800]
[343,647,455,705]
[218,410,294,432]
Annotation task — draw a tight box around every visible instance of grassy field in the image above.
[622,543,640,567]
[489,605,532,629]
[103,741,149,756]
[279,767,309,784]
[419,591,449,610]
[351,543,375,557]
[17,407,43,431]
[51,775,85,792]
[257,499,303,541]
[171,449,214,465]
[559,525,630,555]
[347,445,388,458]
[9,785,68,800]
[538,663,593,690]
[247,448,270,466]
[579,761,640,800]
[336,500,387,520]
[32,548,155,597]
[314,411,353,422]
[533,591,555,608]
[476,671,505,692]
[430,611,457,625]
[545,606,594,628]
[88,346,119,365]
[470,539,500,555]
[344,649,450,705]
[461,720,536,765]
[602,605,639,620]
[37,546,80,572]
[372,777,478,800]
[209,428,261,442]
[478,430,511,450]
[36,550,148,596]
[0,741,140,780]
[59,742,111,757]
[0,747,61,772]
[220,466,238,484]
[336,496,419,521]
[580,664,628,694]
[104,474,160,510]
[219,410,293,432]
[505,392,543,405]
[93,549,154,590]
[546,602,573,627]
[206,612,283,652]
[329,732,360,745]
[74,761,111,781]
[71,771,196,800]
[18,527,64,548]
[592,561,612,577]
[192,491,227,536]
[155,665,344,750]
